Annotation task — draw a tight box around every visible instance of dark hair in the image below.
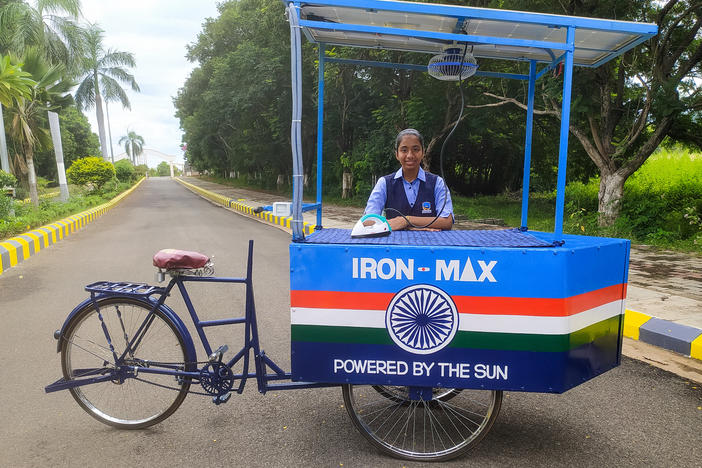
[394,128,424,151]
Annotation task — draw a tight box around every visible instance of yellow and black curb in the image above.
[0,178,145,276]
[624,309,701,360]
[175,178,316,236]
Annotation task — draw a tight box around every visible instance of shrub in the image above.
[0,170,17,188]
[114,159,136,183]
[0,193,13,219]
[66,157,115,189]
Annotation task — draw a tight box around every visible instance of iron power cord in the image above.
[385,44,468,230]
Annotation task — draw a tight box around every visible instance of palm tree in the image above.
[0,55,35,172]
[118,130,144,165]
[0,0,85,71]
[6,48,74,206]
[0,0,85,175]
[74,24,139,160]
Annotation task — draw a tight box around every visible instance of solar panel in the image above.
[297,0,657,67]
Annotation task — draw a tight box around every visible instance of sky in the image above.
[79,1,221,167]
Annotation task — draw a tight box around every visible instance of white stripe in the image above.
[291,300,624,335]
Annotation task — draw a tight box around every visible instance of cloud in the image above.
[80,1,220,166]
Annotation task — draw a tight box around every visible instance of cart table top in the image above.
[303,228,556,247]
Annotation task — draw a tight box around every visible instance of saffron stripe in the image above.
[290,283,626,317]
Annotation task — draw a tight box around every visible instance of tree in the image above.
[0,55,34,107]
[74,24,139,160]
[0,0,85,71]
[118,130,144,165]
[156,161,170,176]
[480,0,702,226]
[33,105,101,180]
[6,48,73,206]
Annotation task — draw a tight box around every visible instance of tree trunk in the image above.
[25,147,38,207]
[277,174,285,190]
[95,93,109,160]
[342,171,353,199]
[598,171,625,227]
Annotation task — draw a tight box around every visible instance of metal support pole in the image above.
[48,111,69,201]
[520,60,537,230]
[553,27,575,243]
[0,104,10,173]
[315,44,326,230]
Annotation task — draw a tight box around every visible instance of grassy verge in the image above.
[0,179,139,241]
[191,147,701,253]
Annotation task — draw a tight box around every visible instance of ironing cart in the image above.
[44,1,657,463]
[284,0,656,460]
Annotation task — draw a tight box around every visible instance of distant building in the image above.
[114,148,184,172]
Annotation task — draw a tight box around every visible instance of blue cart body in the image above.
[290,230,630,393]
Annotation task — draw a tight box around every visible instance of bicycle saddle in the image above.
[153,249,210,270]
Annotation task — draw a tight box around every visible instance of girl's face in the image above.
[395,134,424,173]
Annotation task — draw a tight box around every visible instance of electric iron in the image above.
[351,214,392,238]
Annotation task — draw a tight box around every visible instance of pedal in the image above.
[208,345,229,362]
[212,392,231,405]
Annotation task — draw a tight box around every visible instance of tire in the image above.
[60,297,191,429]
[343,384,502,462]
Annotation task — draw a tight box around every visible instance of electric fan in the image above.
[427,46,478,81]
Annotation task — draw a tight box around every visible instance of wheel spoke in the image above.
[61,298,191,429]
[343,384,502,462]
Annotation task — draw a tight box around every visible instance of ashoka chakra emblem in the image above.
[386,284,459,355]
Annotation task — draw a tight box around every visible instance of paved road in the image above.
[1,178,701,467]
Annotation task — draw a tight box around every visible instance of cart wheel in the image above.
[371,385,461,404]
[343,384,502,462]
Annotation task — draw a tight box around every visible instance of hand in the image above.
[388,216,409,231]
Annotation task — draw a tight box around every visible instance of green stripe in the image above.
[292,325,393,345]
[291,315,622,353]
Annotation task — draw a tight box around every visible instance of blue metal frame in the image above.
[295,0,657,35]
[315,45,325,229]
[286,1,656,243]
[553,27,576,243]
[45,240,336,395]
[520,60,537,230]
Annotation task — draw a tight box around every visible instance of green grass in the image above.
[194,154,702,253]
[0,179,138,241]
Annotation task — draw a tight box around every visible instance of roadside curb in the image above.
[0,178,145,276]
[175,177,316,235]
[625,309,702,361]
[174,177,702,363]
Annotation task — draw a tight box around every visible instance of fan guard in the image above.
[427,47,478,81]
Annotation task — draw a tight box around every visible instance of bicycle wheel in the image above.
[343,384,502,462]
[371,385,461,404]
[60,297,191,429]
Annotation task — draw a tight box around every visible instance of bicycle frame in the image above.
[45,240,336,396]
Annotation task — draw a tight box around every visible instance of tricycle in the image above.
[46,0,656,461]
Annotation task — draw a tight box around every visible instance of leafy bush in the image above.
[0,194,13,218]
[0,170,17,188]
[114,159,136,182]
[66,157,115,189]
